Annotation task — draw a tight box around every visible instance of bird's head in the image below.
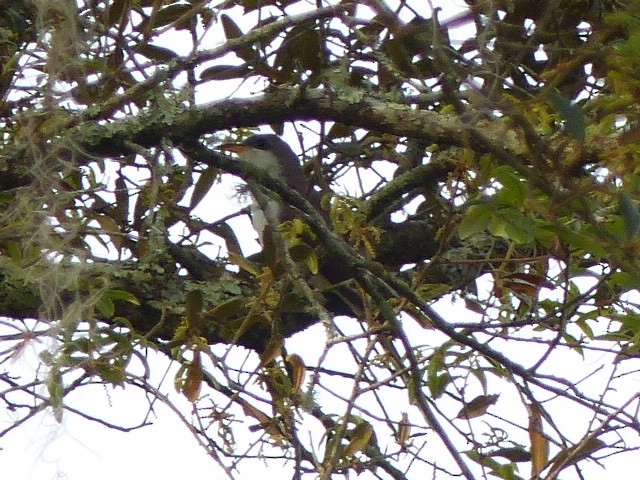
[223,134,282,175]
[222,134,309,195]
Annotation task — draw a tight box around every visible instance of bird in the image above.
[227,134,319,245]
[226,134,360,316]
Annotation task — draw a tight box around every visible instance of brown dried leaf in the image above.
[183,352,203,403]
[286,354,306,394]
[528,403,549,478]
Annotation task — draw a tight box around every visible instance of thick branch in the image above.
[81,86,524,160]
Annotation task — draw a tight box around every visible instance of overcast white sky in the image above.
[1,1,638,479]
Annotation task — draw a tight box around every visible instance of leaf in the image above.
[95,295,115,318]
[107,0,130,26]
[618,192,640,239]
[182,352,203,403]
[199,64,251,81]
[540,224,607,258]
[490,208,535,244]
[427,348,450,398]
[6,240,21,262]
[528,403,549,478]
[501,272,555,297]
[47,368,65,423]
[220,14,255,61]
[185,289,203,328]
[95,213,123,250]
[575,316,595,339]
[228,252,261,276]
[465,449,525,480]
[344,422,374,456]
[548,437,605,476]
[458,204,492,239]
[105,289,140,305]
[243,403,284,439]
[220,13,244,40]
[563,332,584,356]
[548,91,586,143]
[259,334,283,367]
[208,297,246,321]
[151,3,194,29]
[190,166,219,209]
[6,8,28,36]
[208,222,243,256]
[113,175,129,225]
[136,44,179,62]
[491,447,531,463]
[456,394,499,419]
[93,360,126,386]
[396,412,411,449]
[232,314,260,344]
[286,354,306,394]
[494,167,527,207]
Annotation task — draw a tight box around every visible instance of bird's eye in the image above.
[254,139,268,150]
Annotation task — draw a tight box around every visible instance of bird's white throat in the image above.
[240,148,282,175]
[240,149,284,245]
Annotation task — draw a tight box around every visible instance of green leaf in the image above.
[210,222,243,256]
[618,192,640,239]
[459,204,492,239]
[185,289,203,328]
[288,242,314,262]
[136,44,179,62]
[490,447,531,463]
[576,316,595,339]
[549,91,586,143]
[6,8,28,36]
[190,166,219,209]
[199,64,251,81]
[427,348,450,398]
[344,422,374,456]
[151,3,194,29]
[563,332,584,356]
[107,0,130,26]
[94,361,126,386]
[490,208,535,244]
[232,314,260,344]
[465,449,525,480]
[95,296,115,318]
[220,13,244,40]
[221,14,255,61]
[456,394,499,419]
[209,297,246,321]
[229,252,261,276]
[106,289,140,305]
[6,240,21,262]
[47,368,65,423]
[540,224,607,257]
[95,214,122,250]
[493,167,527,207]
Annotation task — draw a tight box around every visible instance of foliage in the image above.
[1,0,640,479]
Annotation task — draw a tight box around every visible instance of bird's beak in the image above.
[219,143,248,155]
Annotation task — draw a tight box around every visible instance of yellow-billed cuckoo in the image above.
[228,134,359,316]
[229,134,320,245]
